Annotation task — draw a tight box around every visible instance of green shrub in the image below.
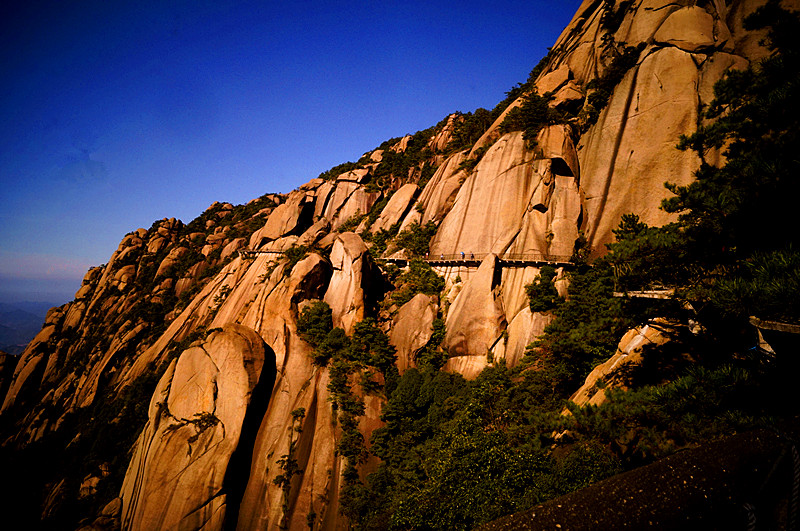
[525,265,560,313]
[446,108,495,153]
[394,221,437,257]
[296,301,334,349]
[499,89,564,147]
[392,260,445,308]
[337,214,365,233]
[318,161,362,181]
[416,318,448,371]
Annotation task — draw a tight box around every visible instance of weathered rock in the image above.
[407,150,467,229]
[1,323,57,412]
[336,167,370,183]
[443,354,489,380]
[253,190,315,243]
[155,246,190,278]
[537,63,571,94]
[389,293,439,373]
[0,353,18,406]
[370,183,419,233]
[430,133,537,256]
[429,114,458,153]
[577,46,702,253]
[120,324,275,531]
[444,255,506,359]
[324,232,377,333]
[330,187,381,230]
[568,320,675,408]
[221,238,247,260]
[654,6,717,53]
[503,307,555,368]
[551,80,584,110]
[0,3,786,530]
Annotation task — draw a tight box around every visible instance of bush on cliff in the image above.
[499,89,564,147]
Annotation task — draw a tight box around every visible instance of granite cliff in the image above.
[0,1,794,529]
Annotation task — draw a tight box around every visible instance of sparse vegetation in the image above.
[393,221,437,258]
[499,89,565,147]
[581,43,645,129]
[525,265,560,313]
[391,259,445,308]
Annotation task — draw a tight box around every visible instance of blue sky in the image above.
[0,0,581,304]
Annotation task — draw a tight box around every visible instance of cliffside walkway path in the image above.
[385,253,574,268]
[240,249,574,268]
[238,250,285,259]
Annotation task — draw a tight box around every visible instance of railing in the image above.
[239,249,284,258]
[241,249,574,266]
[389,253,574,265]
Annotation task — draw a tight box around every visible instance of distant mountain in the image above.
[0,302,52,355]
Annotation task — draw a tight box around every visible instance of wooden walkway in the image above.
[239,249,284,259]
[240,249,573,268]
[612,289,676,300]
[385,253,574,268]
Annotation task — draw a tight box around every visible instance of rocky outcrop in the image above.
[370,183,419,233]
[548,0,775,253]
[502,307,555,368]
[0,353,17,407]
[120,325,275,530]
[389,293,439,373]
[324,233,380,333]
[0,1,785,529]
[568,320,677,408]
[444,255,506,359]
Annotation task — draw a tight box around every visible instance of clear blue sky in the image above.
[0,0,581,304]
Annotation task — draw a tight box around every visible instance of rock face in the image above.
[444,255,505,359]
[568,320,674,408]
[389,293,439,373]
[120,325,275,530]
[0,1,785,529]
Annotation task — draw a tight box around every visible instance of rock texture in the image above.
[568,320,674,408]
[120,325,275,530]
[0,1,786,529]
[389,293,439,373]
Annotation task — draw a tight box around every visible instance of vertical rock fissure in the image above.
[222,347,277,531]
[587,60,642,244]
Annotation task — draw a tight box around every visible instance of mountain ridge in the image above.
[1,1,796,529]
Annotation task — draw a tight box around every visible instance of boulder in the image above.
[444,255,506,358]
[120,325,275,531]
[550,80,584,110]
[370,183,419,233]
[389,293,439,373]
[221,238,247,260]
[537,63,571,94]
[155,247,190,278]
[255,191,314,242]
[568,320,676,408]
[654,6,717,53]
[336,167,370,183]
[331,188,382,230]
